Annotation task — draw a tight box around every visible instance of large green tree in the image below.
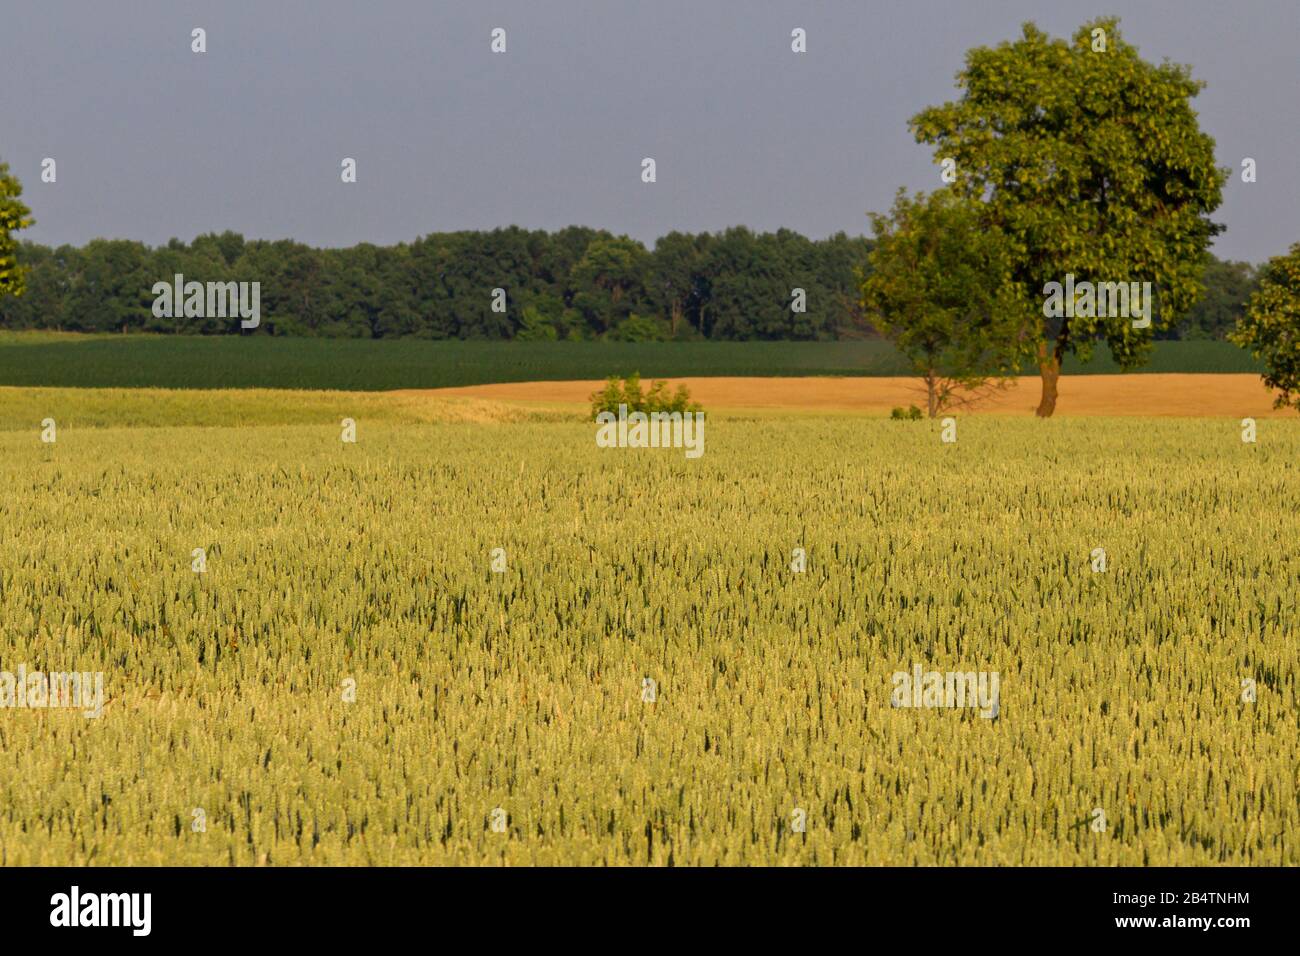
[1230,243,1300,411]
[911,18,1226,416]
[862,188,1031,417]
[0,161,34,300]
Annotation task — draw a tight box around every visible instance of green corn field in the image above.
[0,393,1296,864]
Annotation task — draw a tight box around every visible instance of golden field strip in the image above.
[425,373,1295,417]
[0,386,1296,864]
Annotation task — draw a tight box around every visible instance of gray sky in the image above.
[4,0,1297,263]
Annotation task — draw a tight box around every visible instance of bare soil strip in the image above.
[410,373,1291,417]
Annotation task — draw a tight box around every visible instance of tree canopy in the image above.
[911,18,1226,415]
[0,226,873,341]
[1230,243,1300,411]
[861,189,1032,416]
[0,160,34,301]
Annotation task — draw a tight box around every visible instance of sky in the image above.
[4,0,1297,263]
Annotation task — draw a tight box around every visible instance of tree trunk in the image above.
[1035,341,1060,418]
[926,368,938,419]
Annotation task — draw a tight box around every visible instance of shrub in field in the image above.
[589,372,701,420]
[890,405,923,420]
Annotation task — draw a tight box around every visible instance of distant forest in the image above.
[0,228,1257,341]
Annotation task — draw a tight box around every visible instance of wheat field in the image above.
[0,397,1296,864]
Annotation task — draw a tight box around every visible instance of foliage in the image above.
[569,236,648,334]
[514,304,561,341]
[1175,256,1258,341]
[910,18,1227,415]
[890,405,923,420]
[862,189,1032,417]
[1,218,1252,350]
[606,313,671,342]
[1230,243,1300,410]
[589,372,701,419]
[0,161,34,300]
[0,227,873,341]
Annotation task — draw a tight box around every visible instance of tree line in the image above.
[0,227,878,341]
[0,217,1256,345]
